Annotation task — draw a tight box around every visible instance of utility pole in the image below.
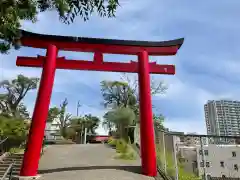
[172,135,179,180]
[200,137,207,180]
[84,127,87,144]
[77,100,81,117]
[162,132,167,173]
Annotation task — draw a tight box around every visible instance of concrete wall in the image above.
[178,144,240,178]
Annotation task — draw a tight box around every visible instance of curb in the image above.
[12,175,41,180]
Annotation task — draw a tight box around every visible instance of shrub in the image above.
[156,144,200,180]
[114,139,136,160]
[116,139,128,153]
[108,137,117,147]
[115,151,136,160]
[64,128,76,140]
[0,116,29,149]
[9,147,24,154]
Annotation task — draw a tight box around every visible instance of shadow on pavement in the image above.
[38,165,142,175]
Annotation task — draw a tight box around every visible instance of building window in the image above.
[206,162,210,167]
[200,161,204,167]
[199,150,202,155]
[234,164,238,171]
[220,161,224,167]
[232,151,236,157]
[204,150,209,156]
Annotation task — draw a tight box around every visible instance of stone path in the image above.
[38,144,154,180]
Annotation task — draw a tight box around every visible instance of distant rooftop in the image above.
[207,100,240,103]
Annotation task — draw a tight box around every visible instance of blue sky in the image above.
[1,0,240,134]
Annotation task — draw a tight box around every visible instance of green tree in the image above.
[101,75,168,142]
[102,111,115,134]
[120,73,168,98]
[69,114,100,142]
[0,115,29,146]
[153,114,164,131]
[47,107,60,122]
[47,98,72,137]
[84,114,100,134]
[17,103,30,119]
[100,80,138,130]
[103,107,135,141]
[0,0,120,54]
[68,116,84,142]
[0,74,39,118]
[100,80,137,109]
[58,98,72,137]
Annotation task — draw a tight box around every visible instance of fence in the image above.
[0,138,11,156]
[155,131,240,180]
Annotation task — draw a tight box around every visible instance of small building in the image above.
[44,119,61,141]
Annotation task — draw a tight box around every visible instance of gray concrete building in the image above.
[178,144,240,179]
[204,100,240,136]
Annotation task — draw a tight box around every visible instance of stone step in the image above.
[0,154,24,179]
[0,163,22,167]
[2,159,22,163]
[0,170,20,176]
[3,160,22,164]
[0,164,21,171]
[3,159,22,163]
[9,154,24,157]
[5,156,23,159]
[5,156,23,160]
[0,164,21,168]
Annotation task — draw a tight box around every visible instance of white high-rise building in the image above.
[204,100,240,136]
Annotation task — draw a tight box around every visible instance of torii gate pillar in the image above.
[20,45,58,176]
[138,50,157,176]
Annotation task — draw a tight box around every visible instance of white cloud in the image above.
[1,0,240,136]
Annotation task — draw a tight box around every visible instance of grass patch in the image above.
[156,144,201,180]
[115,151,136,160]
[107,137,117,147]
[9,147,25,154]
[107,137,136,160]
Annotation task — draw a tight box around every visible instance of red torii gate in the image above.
[16,30,184,177]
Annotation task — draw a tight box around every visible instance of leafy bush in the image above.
[156,145,200,180]
[9,147,24,154]
[64,128,76,140]
[115,151,136,160]
[114,139,136,160]
[107,137,117,147]
[0,116,28,139]
[116,139,128,153]
[0,116,29,149]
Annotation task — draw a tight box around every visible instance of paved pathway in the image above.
[38,144,154,180]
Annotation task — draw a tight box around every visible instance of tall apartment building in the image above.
[204,100,240,136]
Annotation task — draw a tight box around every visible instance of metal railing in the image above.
[0,137,26,180]
[131,143,170,180]
[1,161,15,180]
[155,130,240,180]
